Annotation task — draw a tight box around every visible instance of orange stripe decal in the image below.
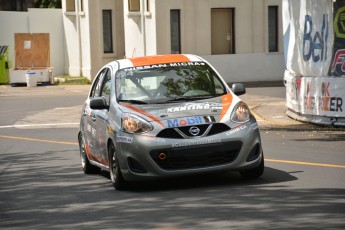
[129,54,190,67]
[220,94,233,121]
[121,103,165,127]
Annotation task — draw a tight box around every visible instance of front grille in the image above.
[150,141,242,170]
[156,123,231,139]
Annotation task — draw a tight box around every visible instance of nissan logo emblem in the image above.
[189,126,200,136]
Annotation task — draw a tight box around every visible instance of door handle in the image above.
[91,115,96,122]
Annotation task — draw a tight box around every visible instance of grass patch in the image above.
[54,75,91,85]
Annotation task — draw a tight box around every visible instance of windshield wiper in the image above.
[118,99,148,104]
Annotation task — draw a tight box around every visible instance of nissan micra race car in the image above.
[78,54,264,190]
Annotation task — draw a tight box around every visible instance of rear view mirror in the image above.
[90,97,109,110]
[231,83,246,96]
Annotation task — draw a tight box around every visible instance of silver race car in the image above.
[78,54,264,190]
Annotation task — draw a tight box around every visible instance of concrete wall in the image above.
[0,9,65,76]
[202,53,285,83]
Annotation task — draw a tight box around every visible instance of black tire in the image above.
[78,133,99,174]
[108,142,127,190]
[240,155,264,179]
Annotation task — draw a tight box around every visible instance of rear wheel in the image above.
[108,142,127,190]
[78,133,99,174]
[240,154,264,179]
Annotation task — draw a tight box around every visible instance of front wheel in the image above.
[108,143,127,190]
[240,155,264,179]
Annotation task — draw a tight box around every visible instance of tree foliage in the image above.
[35,0,61,8]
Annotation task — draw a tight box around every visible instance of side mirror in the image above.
[231,83,246,96]
[90,97,109,110]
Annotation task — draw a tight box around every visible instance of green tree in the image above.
[35,0,61,8]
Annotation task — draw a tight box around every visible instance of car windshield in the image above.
[115,62,227,104]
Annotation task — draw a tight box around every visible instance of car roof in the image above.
[106,54,205,70]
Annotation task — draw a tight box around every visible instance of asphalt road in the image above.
[0,85,344,229]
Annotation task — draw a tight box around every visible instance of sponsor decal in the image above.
[125,62,206,72]
[318,82,343,112]
[303,14,329,62]
[304,81,343,112]
[334,5,345,39]
[210,106,223,112]
[226,125,247,135]
[141,136,166,143]
[116,136,133,143]
[167,116,215,128]
[167,116,203,128]
[331,49,345,73]
[172,139,221,148]
[87,124,96,137]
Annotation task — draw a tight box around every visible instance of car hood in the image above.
[118,93,241,125]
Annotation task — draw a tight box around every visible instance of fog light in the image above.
[158,152,167,160]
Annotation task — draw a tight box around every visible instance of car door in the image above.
[92,67,112,166]
[83,69,106,164]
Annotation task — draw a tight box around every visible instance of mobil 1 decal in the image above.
[167,116,216,128]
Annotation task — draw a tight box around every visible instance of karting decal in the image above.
[172,139,221,148]
[226,125,247,135]
[116,136,133,143]
[167,103,222,113]
[129,54,190,67]
[167,116,215,128]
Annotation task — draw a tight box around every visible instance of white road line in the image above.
[0,123,79,129]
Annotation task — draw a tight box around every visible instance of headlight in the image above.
[230,102,251,123]
[122,113,153,134]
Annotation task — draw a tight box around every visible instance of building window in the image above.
[129,0,140,12]
[211,8,235,55]
[80,0,84,12]
[146,0,150,12]
[170,10,181,54]
[102,10,113,53]
[66,0,75,12]
[268,6,278,52]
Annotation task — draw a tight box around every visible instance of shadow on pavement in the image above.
[1,149,345,229]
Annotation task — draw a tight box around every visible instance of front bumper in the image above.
[116,121,262,181]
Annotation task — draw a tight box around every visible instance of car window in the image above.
[90,68,107,98]
[100,68,112,105]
